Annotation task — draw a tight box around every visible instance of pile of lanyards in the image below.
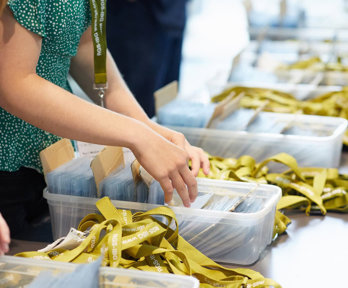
[197,152,348,237]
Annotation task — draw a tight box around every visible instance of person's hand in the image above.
[0,213,10,255]
[131,129,198,207]
[164,130,210,176]
[146,122,210,176]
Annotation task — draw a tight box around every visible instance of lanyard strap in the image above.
[89,0,108,107]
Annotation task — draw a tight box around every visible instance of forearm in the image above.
[0,73,152,149]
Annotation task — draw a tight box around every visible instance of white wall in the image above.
[179,0,249,100]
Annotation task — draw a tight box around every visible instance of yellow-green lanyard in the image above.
[90,0,108,107]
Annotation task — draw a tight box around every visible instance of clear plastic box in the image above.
[231,49,348,86]
[0,255,199,288]
[44,178,281,265]
[167,114,346,168]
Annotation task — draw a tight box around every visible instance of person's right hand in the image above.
[131,129,197,208]
[0,213,10,255]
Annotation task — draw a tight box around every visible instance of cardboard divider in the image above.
[131,159,154,188]
[90,146,125,197]
[39,139,75,176]
[154,81,178,114]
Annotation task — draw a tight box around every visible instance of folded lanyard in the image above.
[90,0,108,107]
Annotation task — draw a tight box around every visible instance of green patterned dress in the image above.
[0,0,91,172]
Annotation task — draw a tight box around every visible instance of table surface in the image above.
[7,153,348,288]
[227,212,348,288]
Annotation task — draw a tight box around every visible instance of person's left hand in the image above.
[0,213,10,256]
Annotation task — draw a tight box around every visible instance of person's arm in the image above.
[70,27,210,176]
[0,8,197,207]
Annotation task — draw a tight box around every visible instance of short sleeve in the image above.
[7,0,46,37]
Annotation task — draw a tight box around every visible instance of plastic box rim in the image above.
[0,255,200,288]
[166,114,347,142]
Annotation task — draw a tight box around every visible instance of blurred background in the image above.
[72,0,348,116]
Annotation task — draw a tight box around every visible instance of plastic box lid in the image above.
[0,255,199,288]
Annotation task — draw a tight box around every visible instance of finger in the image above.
[179,166,198,203]
[0,242,9,254]
[0,214,10,244]
[189,150,201,176]
[0,215,10,254]
[159,177,174,204]
[170,171,191,207]
[200,151,210,175]
[174,133,186,148]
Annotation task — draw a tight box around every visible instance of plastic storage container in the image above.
[44,178,281,265]
[0,255,199,288]
[230,47,348,86]
[166,114,346,168]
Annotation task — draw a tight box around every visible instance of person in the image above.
[0,0,209,244]
[0,0,10,256]
[106,0,187,118]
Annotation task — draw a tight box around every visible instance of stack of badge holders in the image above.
[99,164,164,205]
[46,157,97,198]
[0,255,199,288]
[46,156,165,205]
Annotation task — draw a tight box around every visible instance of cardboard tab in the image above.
[90,146,125,196]
[154,81,178,114]
[219,92,245,121]
[39,139,75,175]
[131,159,154,188]
[139,166,154,188]
[205,91,244,128]
[131,159,141,185]
[205,92,235,128]
[244,99,270,129]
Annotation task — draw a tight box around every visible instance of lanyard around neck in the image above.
[89,0,108,107]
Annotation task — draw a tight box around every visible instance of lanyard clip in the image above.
[93,83,108,108]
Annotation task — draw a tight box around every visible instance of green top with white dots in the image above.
[1,0,91,172]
